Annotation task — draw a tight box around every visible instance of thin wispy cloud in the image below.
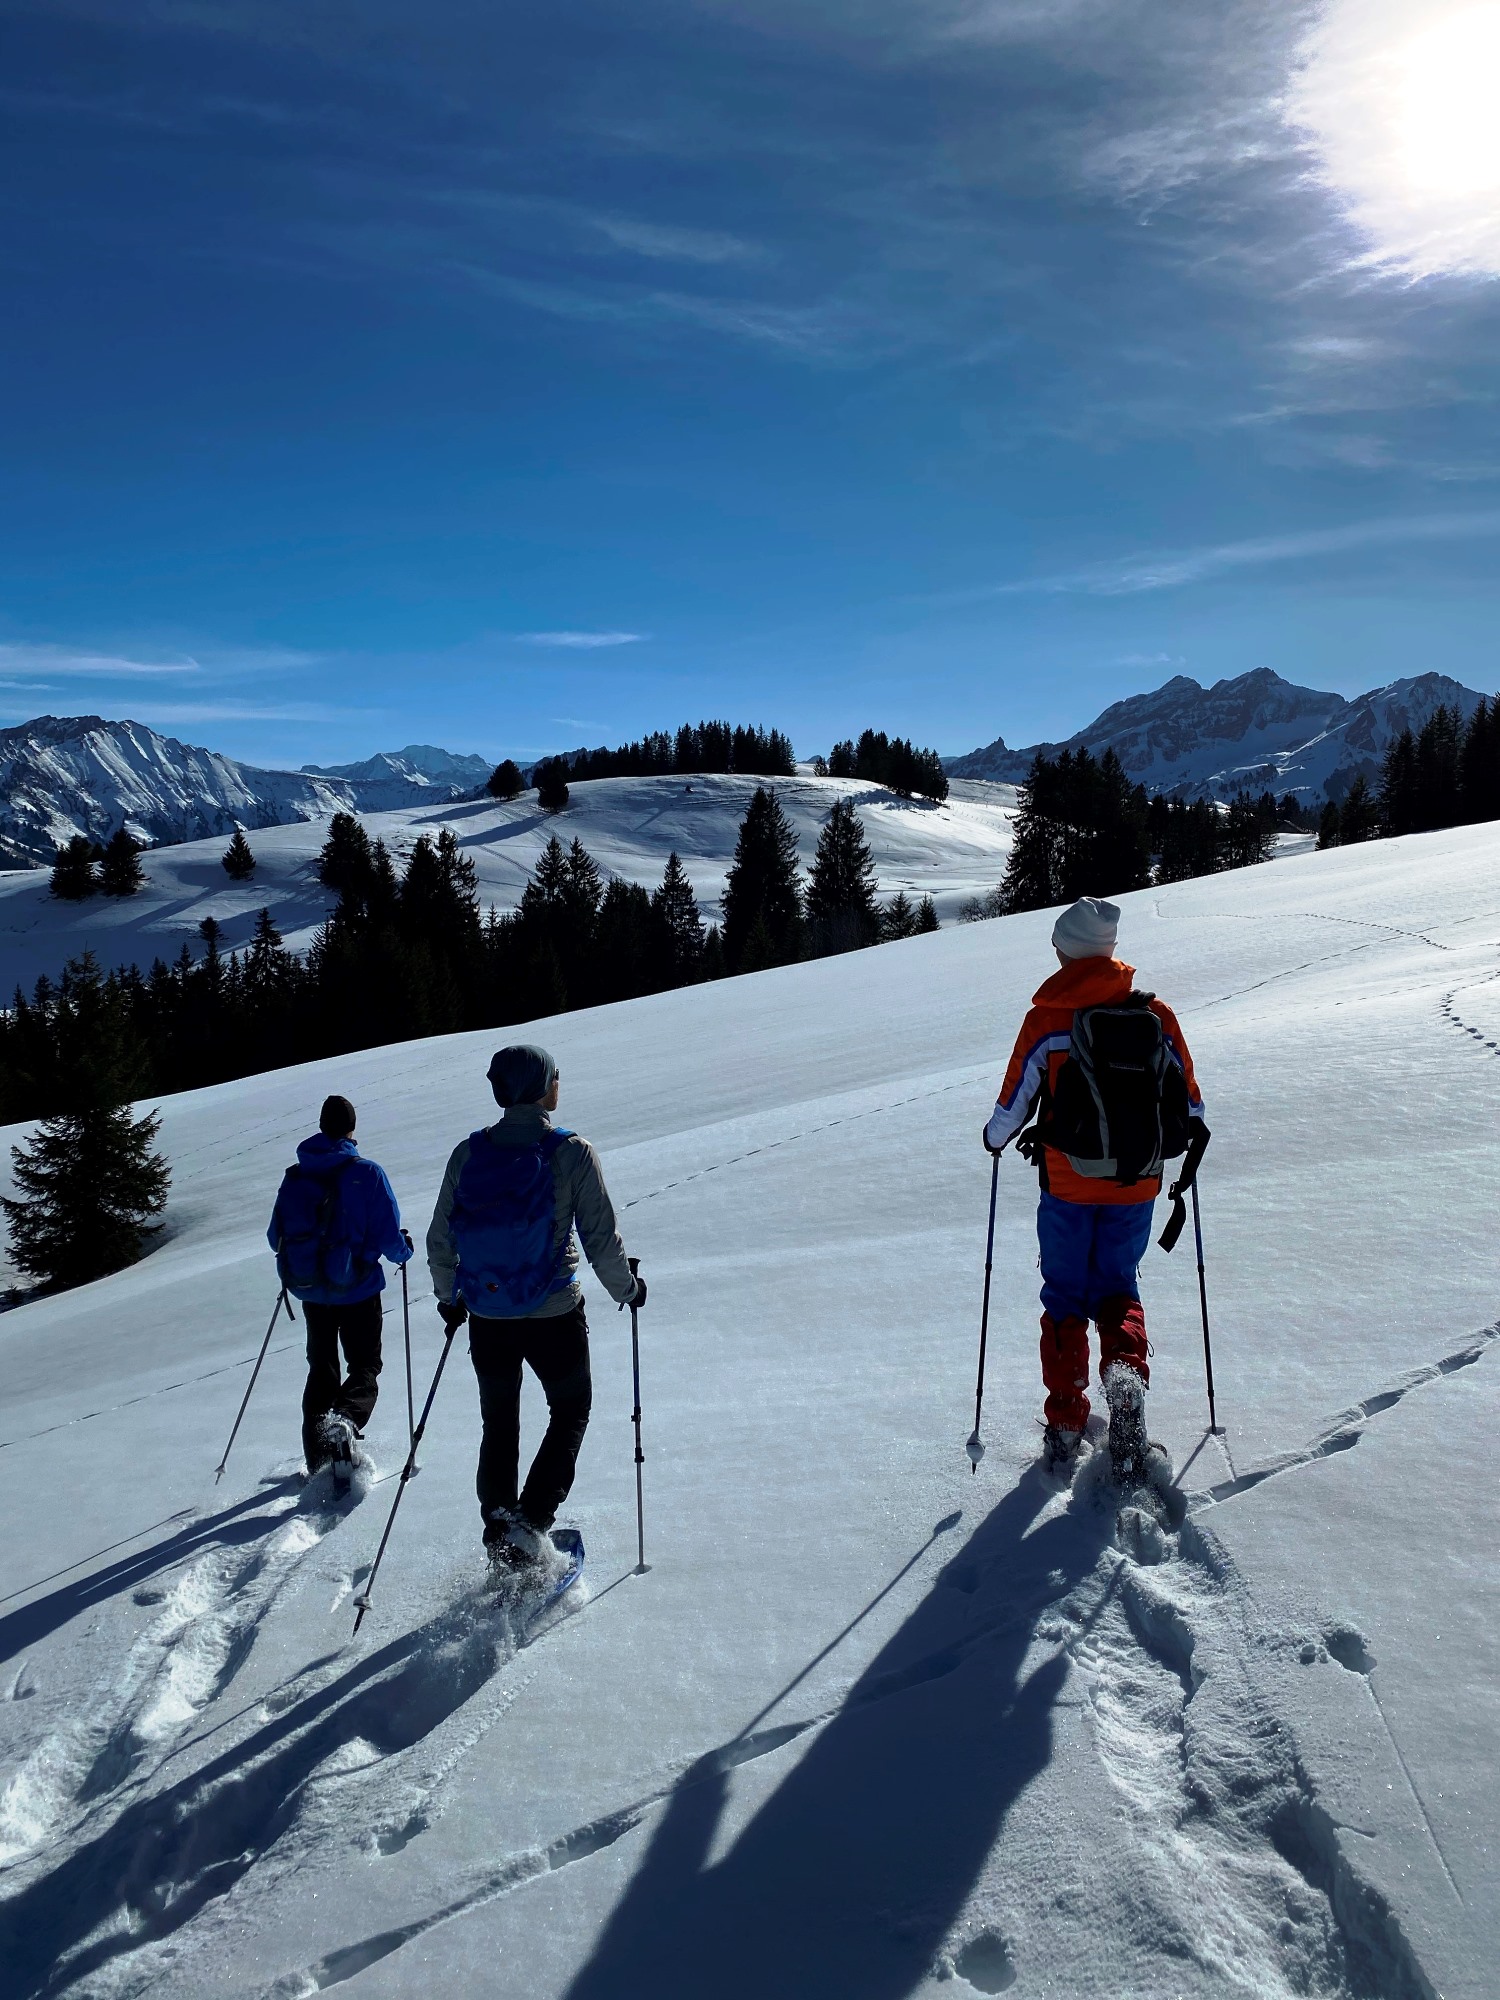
[518,631,647,649]
[938,511,1500,603]
[587,215,762,266]
[0,645,203,678]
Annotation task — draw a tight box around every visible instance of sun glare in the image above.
[1290,0,1500,276]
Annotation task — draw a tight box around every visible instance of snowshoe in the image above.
[314,1412,358,1487]
[1041,1423,1084,1479]
[1102,1364,1149,1487]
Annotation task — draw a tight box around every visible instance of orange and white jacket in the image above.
[984,955,1204,1207]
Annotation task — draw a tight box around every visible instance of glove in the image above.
[400,1228,414,1259]
[437,1299,468,1331]
[1014,1127,1044,1167]
[629,1273,647,1310]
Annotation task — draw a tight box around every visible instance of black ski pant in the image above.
[469,1302,592,1539]
[302,1294,384,1469]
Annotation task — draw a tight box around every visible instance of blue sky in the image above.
[3,0,1498,768]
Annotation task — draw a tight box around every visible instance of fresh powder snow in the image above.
[0,823,1496,1997]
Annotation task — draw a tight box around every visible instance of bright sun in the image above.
[1290,0,1500,276]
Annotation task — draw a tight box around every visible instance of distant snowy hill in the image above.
[0,715,357,870]
[0,772,1017,999]
[0,718,496,870]
[302,744,493,810]
[948,668,1486,804]
[1,826,1497,1998]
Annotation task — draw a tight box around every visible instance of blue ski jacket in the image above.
[266,1133,410,1305]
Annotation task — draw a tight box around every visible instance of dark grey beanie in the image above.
[487,1044,558,1108]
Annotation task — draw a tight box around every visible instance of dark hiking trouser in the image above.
[302,1294,384,1469]
[469,1302,592,1539]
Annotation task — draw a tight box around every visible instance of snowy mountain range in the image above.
[301,745,493,811]
[947,669,1487,804]
[0,718,490,869]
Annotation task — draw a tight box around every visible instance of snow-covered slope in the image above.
[0,773,1017,999]
[949,667,1486,806]
[0,719,492,870]
[1,824,1497,1998]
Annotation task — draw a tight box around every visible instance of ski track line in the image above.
[1188,1323,1500,1513]
[0,1475,363,1874]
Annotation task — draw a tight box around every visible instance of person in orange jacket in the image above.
[983,896,1204,1478]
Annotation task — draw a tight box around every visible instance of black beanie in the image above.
[487,1045,558,1108]
[319,1094,357,1138]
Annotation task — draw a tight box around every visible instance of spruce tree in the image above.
[651,852,705,982]
[1338,776,1379,844]
[915,895,940,933]
[2,953,170,1291]
[50,835,99,901]
[1316,800,1341,850]
[535,759,570,812]
[487,759,525,800]
[881,891,918,941]
[99,826,146,897]
[721,787,803,969]
[222,828,257,880]
[316,813,374,902]
[806,798,880,954]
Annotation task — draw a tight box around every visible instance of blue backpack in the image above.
[272,1162,366,1301]
[451,1127,573,1316]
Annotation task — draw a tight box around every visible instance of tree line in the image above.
[1318,699,1500,848]
[962,747,1291,919]
[813,730,949,804]
[4,792,937,1289]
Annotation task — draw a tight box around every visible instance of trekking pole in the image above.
[966,1152,1001,1472]
[353,1314,461,1635]
[400,1244,417,1467]
[1190,1180,1220,1434]
[627,1258,648,1573]
[215,1285,294,1482]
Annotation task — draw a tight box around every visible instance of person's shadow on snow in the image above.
[567,1469,1111,2000]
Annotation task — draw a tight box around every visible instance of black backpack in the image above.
[1039,992,1193,1188]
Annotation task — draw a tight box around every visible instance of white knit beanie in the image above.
[1052,896,1120,959]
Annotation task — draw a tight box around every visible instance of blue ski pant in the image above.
[1037,1192,1154,1429]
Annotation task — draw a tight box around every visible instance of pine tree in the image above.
[1338,776,1379,844]
[536,759,570,812]
[97,827,146,897]
[1,953,170,1290]
[651,852,705,982]
[487,759,525,800]
[881,891,918,941]
[1316,800,1341,850]
[806,798,880,954]
[721,787,803,969]
[316,813,375,903]
[222,828,257,880]
[915,895,940,933]
[50,835,99,901]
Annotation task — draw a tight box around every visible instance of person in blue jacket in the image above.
[267,1094,411,1475]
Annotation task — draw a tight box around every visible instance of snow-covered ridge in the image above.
[0,717,488,870]
[948,667,1486,805]
[0,771,1018,999]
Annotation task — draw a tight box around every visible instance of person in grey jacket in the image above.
[426,1043,645,1572]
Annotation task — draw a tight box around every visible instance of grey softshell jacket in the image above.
[426,1104,636,1317]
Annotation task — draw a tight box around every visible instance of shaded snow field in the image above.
[0,773,1018,998]
[2,823,1498,1998]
